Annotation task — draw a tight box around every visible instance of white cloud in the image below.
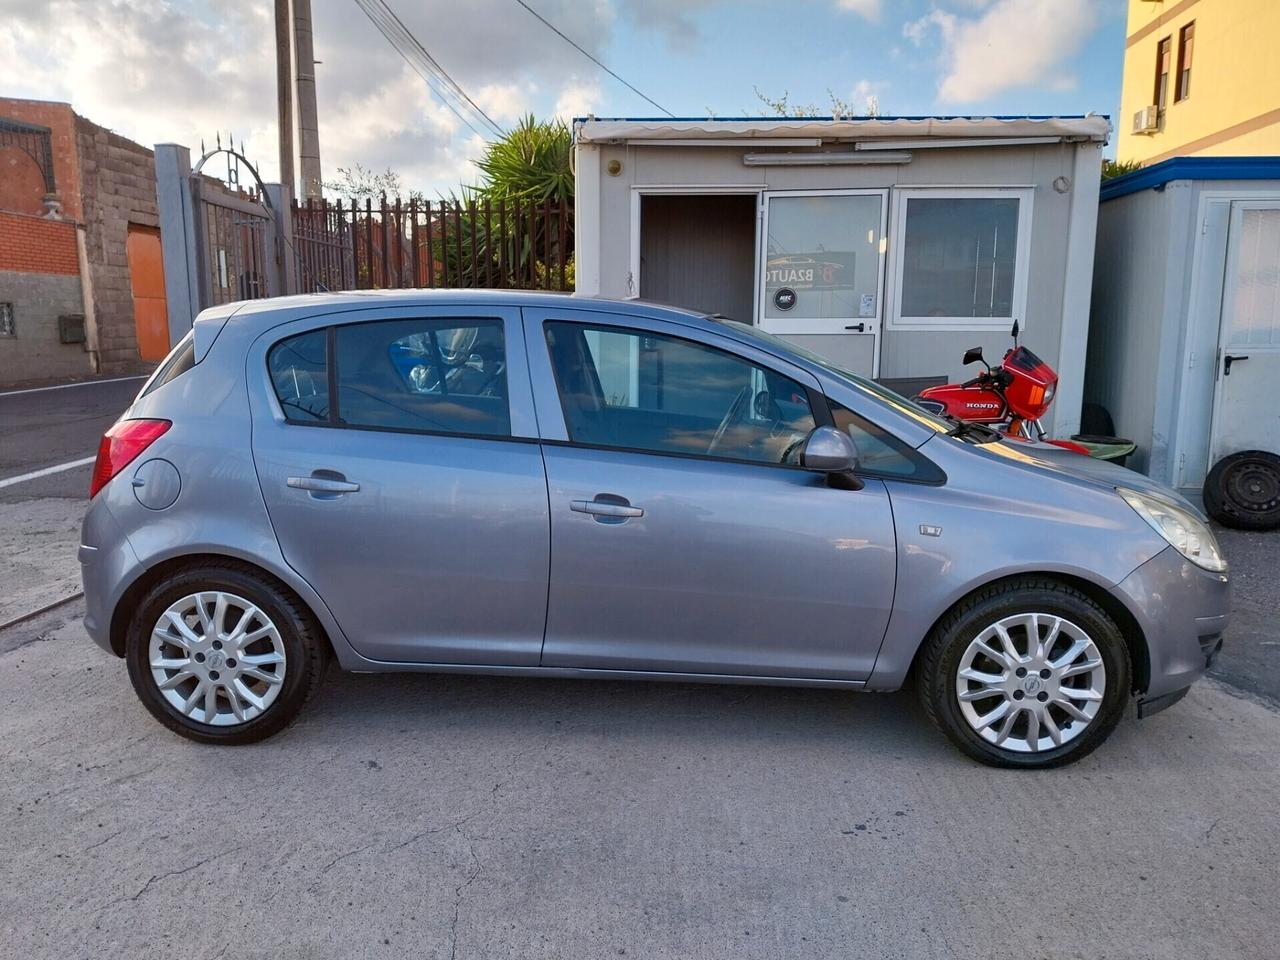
[848,79,888,117]
[903,10,956,48]
[554,79,603,123]
[904,0,1100,104]
[835,0,882,21]
[0,0,655,196]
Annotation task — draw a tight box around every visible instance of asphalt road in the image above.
[1,602,1278,959]
[0,377,145,623]
[0,376,145,501]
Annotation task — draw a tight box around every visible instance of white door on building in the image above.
[1210,202,1280,463]
[757,190,887,378]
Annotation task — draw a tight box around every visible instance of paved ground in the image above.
[2,376,1279,958]
[0,602,1277,960]
[0,377,144,623]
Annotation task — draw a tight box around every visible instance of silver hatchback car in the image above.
[81,291,1229,768]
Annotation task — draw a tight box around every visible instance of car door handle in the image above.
[571,497,643,521]
[1224,354,1249,375]
[287,474,360,494]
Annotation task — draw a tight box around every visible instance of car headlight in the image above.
[1118,487,1227,572]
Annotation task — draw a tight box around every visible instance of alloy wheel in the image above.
[954,612,1106,753]
[148,591,287,726]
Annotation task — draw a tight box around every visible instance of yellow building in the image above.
[1118,0,1280,164]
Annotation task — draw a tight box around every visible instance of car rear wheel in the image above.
[125,562,327,744]
[917,578,1130,769]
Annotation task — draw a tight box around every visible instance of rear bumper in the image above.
[79,497,143,655]
[1114,546,1231,705]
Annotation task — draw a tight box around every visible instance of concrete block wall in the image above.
[0,211,90,384]
[75,116,160,375]
[0,270,91,384]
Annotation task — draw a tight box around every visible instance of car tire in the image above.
[1203,450,1280,531]
[916,577,1131,769]
[125,561,328,744]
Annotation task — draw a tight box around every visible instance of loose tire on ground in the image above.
[916,577,1131,769]
[1203,450,1280,531]
[125,561,327,744]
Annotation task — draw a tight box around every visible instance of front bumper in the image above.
[1113,545,1231,711]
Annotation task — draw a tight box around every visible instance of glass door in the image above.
[757,190,888,377]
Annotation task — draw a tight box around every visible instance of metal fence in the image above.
[195,184,273,306]
[290,196,574,294]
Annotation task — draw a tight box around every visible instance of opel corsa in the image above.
[81,292,1230,768]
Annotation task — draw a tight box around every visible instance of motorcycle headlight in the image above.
[1118,487,1227,572]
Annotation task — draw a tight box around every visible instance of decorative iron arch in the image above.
[0,118,56,194]
[189,136,274,211]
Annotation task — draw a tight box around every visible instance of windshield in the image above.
[714,318,955,435]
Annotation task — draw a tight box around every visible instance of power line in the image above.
[353,0,505,139]
[356,0,501,138]
[374,0,506,135]
[512,0,674,118]
[354,0,489,139]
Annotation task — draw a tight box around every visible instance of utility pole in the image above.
[274,0,295,196]
[293,0,323,199]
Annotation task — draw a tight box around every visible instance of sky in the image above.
[0,0,1127,197]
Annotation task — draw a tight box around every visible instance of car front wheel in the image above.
[125,562,327,744]
[917,578,1131,769]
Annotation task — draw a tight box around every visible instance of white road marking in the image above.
[0,456,97,490]
[0,376,146,398]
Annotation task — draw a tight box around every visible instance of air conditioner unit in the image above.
[1133,106,1160,135]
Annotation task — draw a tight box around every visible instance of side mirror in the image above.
[800,426,862,489]
[1011,318,1020,344]
[962,346,986,368]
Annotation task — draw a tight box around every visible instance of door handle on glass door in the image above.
[845,323,866,332]
[1224,354,1250,375]
[571,497,644,521]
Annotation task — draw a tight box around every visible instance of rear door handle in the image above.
[571,497,643,521]
[287,474,360,494]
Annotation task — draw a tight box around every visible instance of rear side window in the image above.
[334,318,509,437]
[269,329,329,422]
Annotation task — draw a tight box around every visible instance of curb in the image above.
[0,592,84,633]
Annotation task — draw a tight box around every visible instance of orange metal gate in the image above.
[125,224,170,361]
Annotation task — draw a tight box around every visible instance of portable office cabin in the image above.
[1087,157,1280,494]
[573,115,1109,436]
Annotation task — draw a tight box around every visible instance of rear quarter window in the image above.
[269,329,330,422]
[139,333,196,398]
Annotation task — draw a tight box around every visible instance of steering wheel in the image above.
[707,386,752,456]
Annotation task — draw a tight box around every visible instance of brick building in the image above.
[0,98,170,385]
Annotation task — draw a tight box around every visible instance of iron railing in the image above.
[290,196,573,294]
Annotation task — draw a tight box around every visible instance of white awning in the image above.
[574,116,1111,145]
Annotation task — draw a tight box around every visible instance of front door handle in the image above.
[1224,354,1250,375]
[571,495,643,522]
[287,473,360,495]
[844,323,866,332]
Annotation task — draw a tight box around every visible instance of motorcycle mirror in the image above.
[1011,319,1020,345]
[962,346,989,370]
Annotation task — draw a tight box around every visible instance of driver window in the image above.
[545,321,816,465]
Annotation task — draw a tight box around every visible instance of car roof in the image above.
[211,289,717,333]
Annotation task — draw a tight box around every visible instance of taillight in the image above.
[89,419,171,498]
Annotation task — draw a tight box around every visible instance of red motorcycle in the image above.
[913,321,1092,456]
